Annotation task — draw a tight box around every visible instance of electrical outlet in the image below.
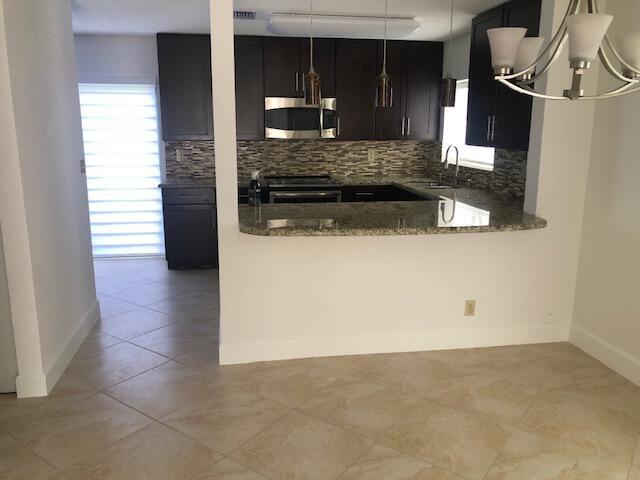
[464,300,476,316]
[176,148,184,163]
[368,150,375,162]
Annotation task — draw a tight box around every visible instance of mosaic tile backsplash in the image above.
[165,140,527,198]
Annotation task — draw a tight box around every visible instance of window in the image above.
[441,80,495,171]
[79,83,164,257]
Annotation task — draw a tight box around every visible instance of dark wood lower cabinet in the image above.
[162,189,218,269]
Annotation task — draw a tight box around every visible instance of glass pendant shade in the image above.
[439,74,457,107]
[565,13,613,61]
[376,71,393,108]
[514,37,545,72]
[487,27,527,71]
[304,69,321,106]
[617,33,640,70]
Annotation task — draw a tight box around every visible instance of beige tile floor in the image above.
[1,257,640,480]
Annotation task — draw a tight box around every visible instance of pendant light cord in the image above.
[310,0,315,72]
[449,0,454,43]
[382,0,388,75]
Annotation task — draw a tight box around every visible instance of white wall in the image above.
[0,0,99,397]
[570,2,640,385]
[74,34,158,84]
[212,0,597,365]
[443,33,470,79]
[0,225,18,392]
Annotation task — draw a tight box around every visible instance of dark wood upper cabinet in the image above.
[375,41,407,140]
[467,7,503,148]
[300,38,336,98]
[157,34,213,141]
[374,41,442,141]
[157,34,445,143]
[234,36,264,140]
[264,37,302,97]
[335,39,378,140]
[405,41,442,141]
[496,0,541,150]
[466,0,541,151]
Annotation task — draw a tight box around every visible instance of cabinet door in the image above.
[375,41,407,140]
[495,0,541,150]
[335,39,378,140]
[157,34,213,140]
[163,205,218,265]
[300,38,336,98]
[466,7,503,147]
[264,37,302,97]
[235,36,264,140]
[405,41,443,141]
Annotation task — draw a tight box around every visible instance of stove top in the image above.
[266,175,342,187]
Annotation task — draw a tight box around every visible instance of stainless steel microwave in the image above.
[264,97,337,139]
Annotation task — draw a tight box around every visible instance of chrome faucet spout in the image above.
[444,145,460,184]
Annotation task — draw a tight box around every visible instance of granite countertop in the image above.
[238,176,547,236]
[159,178,216,189]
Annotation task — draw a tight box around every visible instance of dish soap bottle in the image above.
[248,170,261,207]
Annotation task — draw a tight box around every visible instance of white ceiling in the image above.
[71,0,508,41]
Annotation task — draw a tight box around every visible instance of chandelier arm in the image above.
[603,35,640,76]
[589,0,640,75]
[496,78,569,100]
[577,82,640,100]
[598,47,639,83]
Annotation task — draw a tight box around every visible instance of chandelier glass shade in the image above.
[488,0,640,101]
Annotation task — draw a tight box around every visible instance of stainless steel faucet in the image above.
[444,145,460,185]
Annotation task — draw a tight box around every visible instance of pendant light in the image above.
[439,0,457,107]
[376,0,392,108]
[304,0,321,106]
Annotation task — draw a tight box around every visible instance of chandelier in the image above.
[488,0,640,101]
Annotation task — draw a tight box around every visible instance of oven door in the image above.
[269,190,342,204]
[265,97,336,139]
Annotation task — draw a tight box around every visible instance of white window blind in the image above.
[441,80,495,171]
[79,83,164,257]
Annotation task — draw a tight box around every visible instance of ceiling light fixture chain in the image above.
[488,0,640,101]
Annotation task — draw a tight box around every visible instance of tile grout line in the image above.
[479,374,554,480]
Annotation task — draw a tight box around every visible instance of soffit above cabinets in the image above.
[71,0,508,40]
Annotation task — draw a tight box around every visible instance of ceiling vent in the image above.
[234,11,256,21]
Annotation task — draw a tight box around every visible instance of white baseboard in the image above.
[15,299,101,398]
[219,323,567,365]
[570,325,640,386]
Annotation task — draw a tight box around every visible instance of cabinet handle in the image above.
[401,117,406,136]
[486,116,492,141]
[407,117,411,136]
[337,116,341,137]
[295,72,299,92]
[491,116,497,141]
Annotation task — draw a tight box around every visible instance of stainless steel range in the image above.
[265,176,343,203]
